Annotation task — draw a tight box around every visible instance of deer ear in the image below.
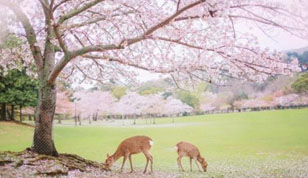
[107,153,110,158]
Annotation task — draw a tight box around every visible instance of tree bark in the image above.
[0,104,6,120]
[7,107,11,120]
[20,106,22,122]
[11,105,15,120]
[32,22,58,155]
[33,83,58,156]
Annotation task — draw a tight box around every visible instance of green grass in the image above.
[1,109,308,177]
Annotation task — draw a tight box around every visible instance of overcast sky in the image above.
[253,27,308,52]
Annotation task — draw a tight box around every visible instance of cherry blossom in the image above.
[0,0,304,85]
[73,90,116,118]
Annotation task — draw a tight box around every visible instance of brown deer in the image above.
[175,141,208,172]
[104,135,153,173]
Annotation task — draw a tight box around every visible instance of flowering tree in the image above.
[55,91,74,115]
[163,96,193,116]
[0,0,305,155]
[73,90,115,118]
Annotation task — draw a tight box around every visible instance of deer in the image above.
[104,135,154,173]
[175,141,208,172]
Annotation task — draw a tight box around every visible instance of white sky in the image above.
[249,26,308,51]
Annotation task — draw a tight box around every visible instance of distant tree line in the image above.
[0,68,37,121]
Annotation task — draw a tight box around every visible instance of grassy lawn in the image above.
[1,109,308,177]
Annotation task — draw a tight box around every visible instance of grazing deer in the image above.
[175,141,208,172]
[104,136,153,173]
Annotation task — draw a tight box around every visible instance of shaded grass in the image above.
[0,122,33,151]
[1,109,308,176]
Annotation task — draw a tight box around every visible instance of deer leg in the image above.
[144,156,149,173]
[177,155,184,172]
[143,151,149,173]
[120,155,128,172]
[149,154,153,173]
[143,151,153,173]
[194,158,201,172]
[128,154,134,173]
[190,157,193,172]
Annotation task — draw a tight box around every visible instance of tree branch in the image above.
[53,0,70,11]
[58,0,104,24]
[47,0,206,84]
[81,54,176,73]
[176,0,181,12]
[67,10,134,29]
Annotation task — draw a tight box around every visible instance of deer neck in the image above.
[111,149,123,162]
[197,155,203,163]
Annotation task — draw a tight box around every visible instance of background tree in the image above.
[175,90,200,110]
[111,86,127,100]
[0,71,7,121]
[0,0,305,156]
[292,72,308,94]
[0,34,37,121]
[139,87,164,96]
[0,68,38,121]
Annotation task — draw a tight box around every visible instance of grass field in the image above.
[1,109,308,177]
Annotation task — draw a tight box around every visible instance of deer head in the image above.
[104,153,114,170]
[198,156,208,172]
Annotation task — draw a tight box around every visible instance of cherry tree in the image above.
[163,96,192,116]
[0,0,306,155]
[0,35,34,75]
[110,91,138,117]
[55,91,74,115]
[73,90,115,118]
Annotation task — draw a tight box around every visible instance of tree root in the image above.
[0,149,107,177]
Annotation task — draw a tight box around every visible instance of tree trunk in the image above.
[33,83,58,156]
[20,106,22,122]
[58,114,62,124]
[1,104,6,120]
[92,114,95,122]
[25,7,59,156]
[78,114,81,125]
[11,105,15,120]
[6,107,11,120]
[74,104,77,126]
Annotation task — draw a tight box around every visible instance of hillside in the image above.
[284,45,308,55]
